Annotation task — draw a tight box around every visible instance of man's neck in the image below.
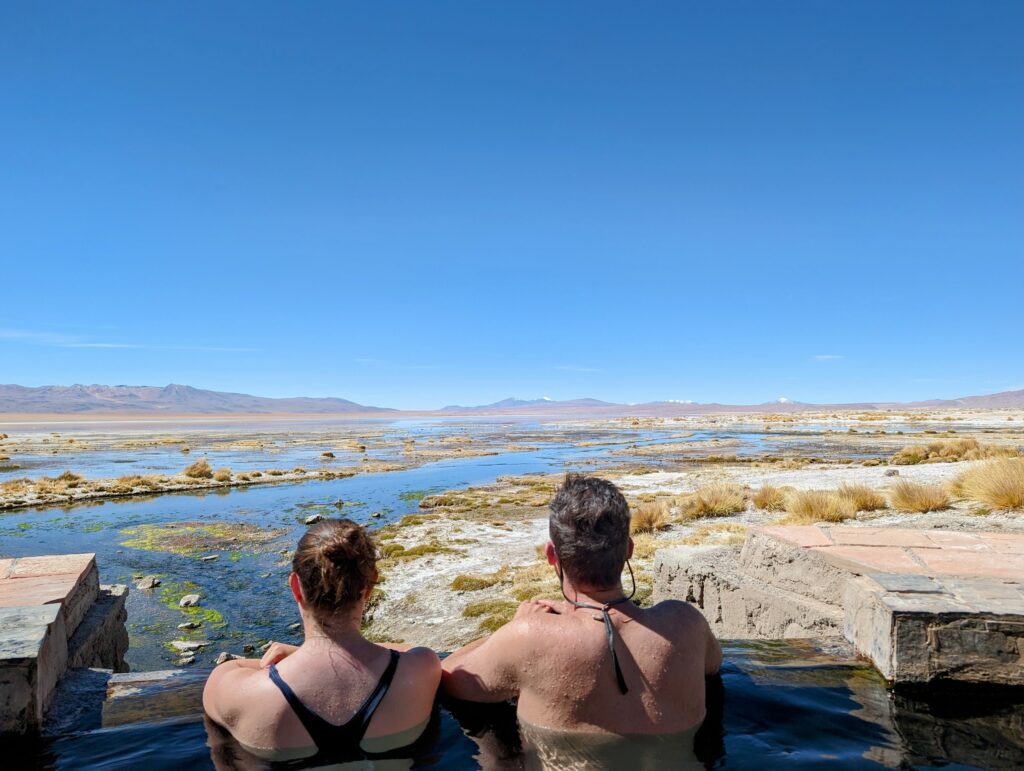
[561,578,630,608]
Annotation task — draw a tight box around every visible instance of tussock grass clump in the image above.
[450,574,499,592]
[682,484,747,519]
[781,490,856,524]
[463,599,518,633]
[952,458,1024,511]
[183,459,213,479]
[889,481,950,513]
[837,483,888,512]
[265,469,286,477]
[890,438,1018,466]
[752,485,788,512]
[630,501,670,533]
[57,470,83,482]
[213,468,232,482]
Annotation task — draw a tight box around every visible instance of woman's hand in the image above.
[260,641,299,668]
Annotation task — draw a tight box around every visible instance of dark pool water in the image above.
[21,640,1024,770]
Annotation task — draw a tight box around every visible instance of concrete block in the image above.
[0,605,68,734]
[844,575,1024,685]
[738,527,852,605]
[654,544,842,638]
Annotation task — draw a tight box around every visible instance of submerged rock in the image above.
[179,594,202,608]
[200,555,219,561]
[177,621,201,630]
[177,655,196,666]
[171,640,209,652]
[243,644,256,654]
[135,575,161,590]
[333,500,345,508]
[288,622,302,633]
[371,511,382,519]
[304,514,324,525]
[214,652,240,665]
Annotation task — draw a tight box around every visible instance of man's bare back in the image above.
[443,595,720,734]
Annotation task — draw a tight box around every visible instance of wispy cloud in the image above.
[552,365,603,373]
[1,328,257,353]
[812,354,845,362]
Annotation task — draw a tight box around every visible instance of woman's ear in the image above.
[289,572,304,606]
[544,541,559,566]
[627,537,635,560]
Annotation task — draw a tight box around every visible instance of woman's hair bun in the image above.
[293,518,378,615]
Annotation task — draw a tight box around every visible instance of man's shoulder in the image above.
[646,598,709,628]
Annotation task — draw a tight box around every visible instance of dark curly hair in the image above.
[549,474,631,589]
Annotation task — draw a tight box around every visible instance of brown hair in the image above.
[292,518,378,616]
[549,474,631,589]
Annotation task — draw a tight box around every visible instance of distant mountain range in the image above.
[1,383,1022,415]
[0,384,391,414]
[444,389,1024,415]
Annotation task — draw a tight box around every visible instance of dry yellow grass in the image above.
[952,458,1024,511]
[213,468,232,482]
[752,484,788,511]
[681,522,748,546]
[630,501,670,533]
[836,483,888,512]
[780,490,856,524]
[890,438,1018,465]
[889,480,950,512]
[682,484,747,519]
[183,459,213,479]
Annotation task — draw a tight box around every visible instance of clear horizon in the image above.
[2,3,1022,410]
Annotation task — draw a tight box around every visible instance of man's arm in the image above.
[442,601,547,702]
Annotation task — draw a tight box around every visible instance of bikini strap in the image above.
[267,649,401,749]
[268,663,337,748]
[350,648,401,737]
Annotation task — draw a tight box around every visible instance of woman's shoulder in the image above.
[389,644,442,678]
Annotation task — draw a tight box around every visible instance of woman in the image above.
[203,518,441,764]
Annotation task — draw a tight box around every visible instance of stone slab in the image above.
[0,604,68,734]
[757,526,1024,581]
[0,554,99,640]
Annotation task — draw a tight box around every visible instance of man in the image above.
[442,474,721,739]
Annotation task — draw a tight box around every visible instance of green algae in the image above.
[120,520,286,557]
[158,580,227,628]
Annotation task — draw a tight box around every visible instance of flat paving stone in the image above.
[762,526,1024,580]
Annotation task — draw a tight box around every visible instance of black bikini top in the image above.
[268,649,400,753]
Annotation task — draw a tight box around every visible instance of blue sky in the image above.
[1,3,1022,410]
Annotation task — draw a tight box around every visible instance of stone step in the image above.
[0,554,100,641]
[68,585,129,672]
[653,544,843,638]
